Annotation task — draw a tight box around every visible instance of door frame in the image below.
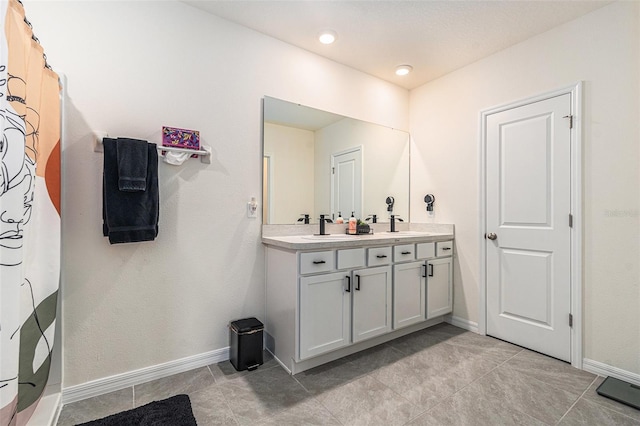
[263,153,275,224]
[478,82,583,368]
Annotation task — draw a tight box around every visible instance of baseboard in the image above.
[27,391,61,426]
[583,358,640,387]
[62,347,229,405]
[445,315,479,333]
[266,347,292,375]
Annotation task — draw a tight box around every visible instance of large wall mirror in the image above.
[263,96,410,225]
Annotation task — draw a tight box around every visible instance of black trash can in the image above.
[229,317,264,371]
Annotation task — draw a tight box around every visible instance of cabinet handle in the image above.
[345,276,351,292]
[442,247,451,251]
[401,251,411,255]
[422,264,427,278]
[355,274,361,291]
[376,254,388,259]
[312,260,326,265]
[428,264,434,277]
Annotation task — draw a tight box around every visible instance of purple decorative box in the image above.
[162,126,200,150]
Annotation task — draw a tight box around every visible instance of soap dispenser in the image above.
[336,212,344,224]
[348,212,357,235]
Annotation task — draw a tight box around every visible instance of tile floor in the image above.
[56,324,640,425]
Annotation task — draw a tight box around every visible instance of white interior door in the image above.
[486,93,572,362]
[332,148,362,219]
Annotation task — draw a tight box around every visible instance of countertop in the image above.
[262,230,454,251]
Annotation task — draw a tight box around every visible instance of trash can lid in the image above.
[230,317,264,333]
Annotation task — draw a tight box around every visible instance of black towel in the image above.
[103,138,159,244]
[117,137,148,191]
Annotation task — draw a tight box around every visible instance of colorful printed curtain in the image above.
[1,0,61,424]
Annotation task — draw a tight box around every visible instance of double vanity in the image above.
[262,96,453,373]
[262,223,454,374]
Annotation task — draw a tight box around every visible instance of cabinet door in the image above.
[299,272,351,360]
[426,257,453,319]
[352,266,392,342]
[393,261,426,329]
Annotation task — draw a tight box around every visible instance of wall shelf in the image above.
[94,131,211,164]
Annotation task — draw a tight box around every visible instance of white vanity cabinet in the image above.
[392,260,425,329]
[351,265,392,342]
[298,248,392,360]
[263,230,454,374]
[425,241,454,320]
[393,241,425,329]
[299,271,350,359]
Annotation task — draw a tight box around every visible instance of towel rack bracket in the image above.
[94,131,108,153]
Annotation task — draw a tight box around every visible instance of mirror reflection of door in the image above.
[263,154,273,223]
[331,147,362,220]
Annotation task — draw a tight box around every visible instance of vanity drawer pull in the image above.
[393,244,416,262]
[368,247,392,266]
[436,241,454,257]
[300,251,335,274]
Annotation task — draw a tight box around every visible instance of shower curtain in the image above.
[1,0,61,425]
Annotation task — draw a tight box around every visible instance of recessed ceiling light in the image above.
[318,30,337,45]
[395,65,413,76]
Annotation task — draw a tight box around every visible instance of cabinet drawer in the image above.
[393,244,415,262]
[300,251,335,274]
[436,241,453,257]
[337,248,365,270]
[367,246,392,266]
[416,242,435,259]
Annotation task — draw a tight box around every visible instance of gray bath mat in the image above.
[76,394,197,425]
[596,376,640,410]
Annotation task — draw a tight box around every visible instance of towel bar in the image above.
[94,132,212,164]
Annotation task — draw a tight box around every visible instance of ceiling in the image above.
[264,97,345,131]
[183,0,610,90]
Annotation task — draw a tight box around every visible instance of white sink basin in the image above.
[385,231,431,236]
[300,234,357,241]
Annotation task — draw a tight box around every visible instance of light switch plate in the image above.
[247,198,258,218]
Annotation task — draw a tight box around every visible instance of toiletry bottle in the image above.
[336,212,344,224]
[348,212,357,235]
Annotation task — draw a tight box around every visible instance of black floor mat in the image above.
[596,376,640,411]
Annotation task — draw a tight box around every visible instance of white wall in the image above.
[263,123,315,224]
[25,0,409,387]
[410,1,639,374]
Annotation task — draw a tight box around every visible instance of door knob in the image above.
[486,233,497,240]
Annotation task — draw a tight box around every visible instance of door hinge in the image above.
[569,213,573,228]
[563,115,574,129]
[569,313,573,327]
[332,167,335,174]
